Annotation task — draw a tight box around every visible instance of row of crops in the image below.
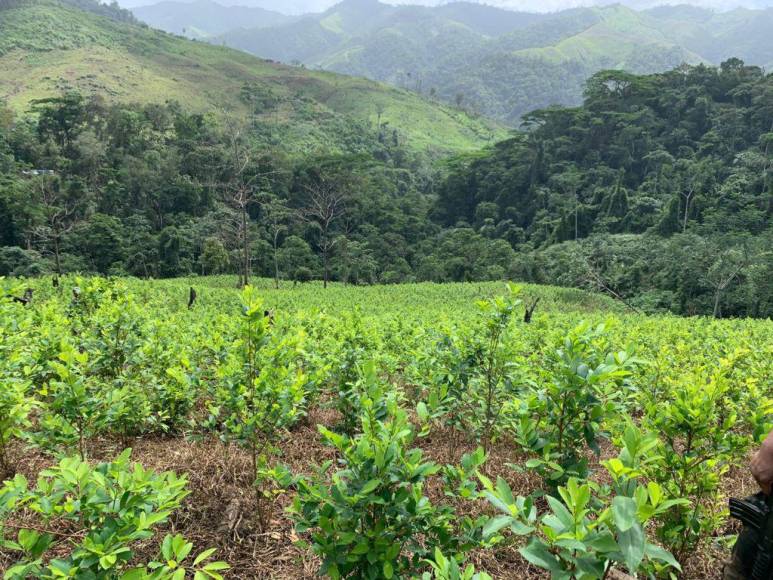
[0,275,772,579]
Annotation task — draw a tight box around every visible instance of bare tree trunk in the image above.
[53,236,62,276]
[273,231,280,290]
[322,237,329,289]
[242,204,249,287]
[682,198,690,233]
[574,189,579,241]
[713,290,722,319]
[298,176,347,289]
[682,188,694,233]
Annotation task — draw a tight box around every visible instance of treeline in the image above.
[0,93,517,287]
[1,59,771,318]
[435,60,773,317]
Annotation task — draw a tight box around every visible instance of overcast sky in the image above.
[392,0,773,9]
[123,0,773,12]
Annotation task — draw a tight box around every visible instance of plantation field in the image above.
[1,276,772,579]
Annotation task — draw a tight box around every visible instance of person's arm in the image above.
[751,430,773,495]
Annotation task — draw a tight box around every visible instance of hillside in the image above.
[0,0,504,155]
[435,63,773,317]
[132,0,296,39]
[210,0,773,124]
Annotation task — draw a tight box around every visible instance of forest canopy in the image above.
[435,60,773,317]
[0,60,771,317]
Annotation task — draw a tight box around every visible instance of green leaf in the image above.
[644,543,681,571]
[482,515,513,539]
[17,529,40,552]
[612,496,638,532]
[520,538,562,573]
[618,523,646,574]
[202,562,230,571]
[120,568,147,580]
[193,548,217,566]
[546,495,574,528]
[100,554,118,570]
[383,561,394,579]
[351,542,370,555]
[360,480,380,495]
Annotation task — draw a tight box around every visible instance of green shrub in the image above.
[516,323,640,488]
[291,384,473,579]
[0,379,34,475]
[643,366,749,557]
[0,450,198,578]
[213,286,307,528]
[481,426,683,579]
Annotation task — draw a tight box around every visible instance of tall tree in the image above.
[218,113,274,287]
[259,193,292,289]
[31,175,83,276]
[299,175,347,288]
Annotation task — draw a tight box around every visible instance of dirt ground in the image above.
[0,406,757,579]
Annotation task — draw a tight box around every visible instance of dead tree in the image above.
[583,256,643,314]
[217,113,266,288]
[32,176,81,276]
[258,194,291,290]
[705,245,754,319]
[524,297,540,323]
[8,288,33,306]
[299,177,347,289]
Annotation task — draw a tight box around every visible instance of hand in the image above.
[751,431,773,495]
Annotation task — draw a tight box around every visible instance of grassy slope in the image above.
[0,0,505,154]
[516,6,701,66]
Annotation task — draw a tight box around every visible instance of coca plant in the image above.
[291,373,481,580]
[212,286,307,529]
[419,284,523,453]
[0,380,34,476]
[516,323,641,488]
[480,426,683,579]
[0,450,228,579]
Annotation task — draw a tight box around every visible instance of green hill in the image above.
[213,0,773,125]
[131,0,296,39]
[0,0,504,155]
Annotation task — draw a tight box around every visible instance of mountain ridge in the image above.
[131,0,296,38]
[195,0,773,123]
[0,0,504,155]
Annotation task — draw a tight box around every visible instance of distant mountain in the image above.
[132,0,296,38]
[116,0,332,11]
[645,4,773,68]
[214,0,773,124]
[0,0,504,155]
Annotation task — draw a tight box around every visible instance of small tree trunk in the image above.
[322,237,329,289]
[273,234,280,290]
[53,236,62,275]
[713,288,723,319]
[242,206,249,287]
[574,190,579,241]
[682,191,693,233]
